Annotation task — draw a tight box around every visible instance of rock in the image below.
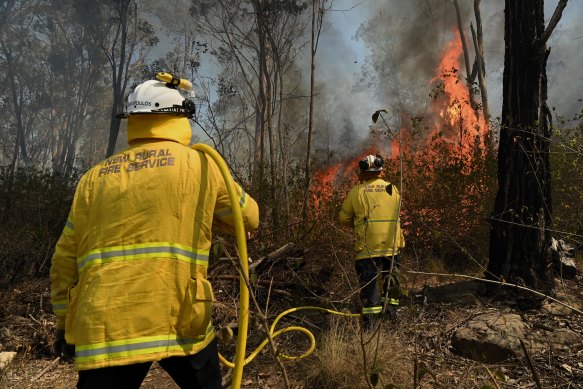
[550,238,577,279]
[424,280,480,304]
[0,351,17,371]
[0,328,12,343]
[541,299,580,316]
[451,313,527,363]
[452,309,583,364]
[526,328,583,354]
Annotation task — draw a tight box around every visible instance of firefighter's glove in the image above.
[54,329,75,363]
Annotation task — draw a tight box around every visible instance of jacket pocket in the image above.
[181,278,214,338]
[65,284,79,344]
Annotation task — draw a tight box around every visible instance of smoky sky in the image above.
[316,0,583,144]
[150,0,582,149]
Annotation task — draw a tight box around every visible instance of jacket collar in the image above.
[127,115,192,146]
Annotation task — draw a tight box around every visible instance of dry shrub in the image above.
[305,317,413,389]
[0,166,79,283]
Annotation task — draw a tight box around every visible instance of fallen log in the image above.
[249,243,304,272]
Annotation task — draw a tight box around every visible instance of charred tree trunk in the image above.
[488,0,567,293]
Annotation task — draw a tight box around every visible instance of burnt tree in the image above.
[488,0,568,292]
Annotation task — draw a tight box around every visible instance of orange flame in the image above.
[431,29,488,156]
[311,145,379,211]
[310,28,489,223]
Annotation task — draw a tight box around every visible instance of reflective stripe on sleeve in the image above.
[214,191,248,218]
[77,242,209,272]
[52,300,68,315]
[63,218,74,235]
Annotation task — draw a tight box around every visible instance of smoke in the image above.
[353,0,466,126]
[545,3,583,120]
[346,0,582,132]
[311,4,376,159]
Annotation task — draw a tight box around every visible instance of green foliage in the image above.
[551,124,583,237]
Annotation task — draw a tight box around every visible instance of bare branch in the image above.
[536,0,569,48]
[520,339,543,389]
[471,22,490,122]
[473,0,485,75]
[453,0,472,83]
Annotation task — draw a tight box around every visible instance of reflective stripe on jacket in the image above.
[50,132,259,370]
[339,178,404,260]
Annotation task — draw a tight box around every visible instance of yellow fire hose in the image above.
[191,143,361,389]
[191,143,249,387]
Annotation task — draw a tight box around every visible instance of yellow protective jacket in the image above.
[50,116,259,371]
[339,177,404,260]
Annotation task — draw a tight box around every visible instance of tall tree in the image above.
[76,0,158,158]
[143,0,201,79]
[488,0,568,292]
[253,0,307,231]
[191,0,308,232]
[0,0,49,167]
[44,1,108,174]
[452,0,489,125]
[301,0,326,228]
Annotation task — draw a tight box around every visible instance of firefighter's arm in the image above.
[395,191,405,248]
[398,218,406,248]
[338,190,355,227]
[50,214,79,330]
[214,180,259,235]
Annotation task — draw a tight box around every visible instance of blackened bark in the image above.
[487,0,558,292]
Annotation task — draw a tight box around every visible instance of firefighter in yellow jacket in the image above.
[50,74,259,388]
[339,153,404,328]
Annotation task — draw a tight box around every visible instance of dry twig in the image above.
[222,244,291,389]
[520,339,542,389]
[30,357,60,382]
[484,366,501,389]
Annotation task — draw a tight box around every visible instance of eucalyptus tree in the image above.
[42,1,110,174]
[0,0,51,167]
[143,0,203,80]
[75,0,159,158]
[191,0,309,232]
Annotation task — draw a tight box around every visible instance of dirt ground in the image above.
[1,254,582,388]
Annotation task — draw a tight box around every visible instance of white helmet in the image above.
[359,153,384,171]
[119,79,196,118]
